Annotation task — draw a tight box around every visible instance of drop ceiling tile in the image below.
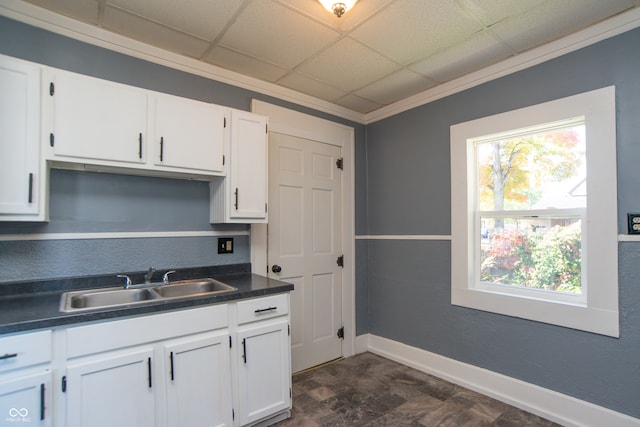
[219,0,340,69]
[334,94,382,113]
[277,72,347,102]
[103,6,210,58]
[203,46,290,82]
[457,0,547,27]
[354,69,438,105]
[411,30,513,82]
[106,0,243,40]
[350,0,483,65]
[276,0,394,33]
[491,0,636,53]
[23,0,100,25]
[295,37,401,93]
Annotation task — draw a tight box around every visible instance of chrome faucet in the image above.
[145,267,156,284]
[163,270,176,285]
[117,274,133,289]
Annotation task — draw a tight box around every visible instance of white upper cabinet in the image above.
[0,55,46,221]
[210,109,268,223]
[44,69,226,179]
[153,93,225,174]
[49,70,148,164]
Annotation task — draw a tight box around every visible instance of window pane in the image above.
[480,217,582,294]
[476,124,586,211]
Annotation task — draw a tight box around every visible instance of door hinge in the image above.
[61,376,67,393]
[288,324,290,336]
[290,387,292,399]
[232,408,235,420]
[222,154,225,166]
[49,82,54,96]
[337,255,344,268]
[224,117,227,127]
[265,203,268,214]
[336,157,344,170]
[266,123,268,133]
[337,327,344,339]
[49,133,55,147]
[229,335,232,348]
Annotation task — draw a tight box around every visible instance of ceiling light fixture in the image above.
[318,0,358,18]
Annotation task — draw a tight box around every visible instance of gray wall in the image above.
[0,16,367,282]
[363,27,640,418]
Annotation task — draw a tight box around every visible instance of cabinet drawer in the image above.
[66,304,228,358]
[0,330,51,373]
[237,294,289,325]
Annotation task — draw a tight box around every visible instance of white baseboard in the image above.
[359,333,639,427]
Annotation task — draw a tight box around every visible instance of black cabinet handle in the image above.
[160,137,164,162]
[147,357,152,388]
[138,133,143,159]
[169,352,175,381]
[271,265,282,273]
[40,383,45,421]
[242,338,247,364]
[234,188,239,210]
[0,353,17,360]
[255,306,277,314]
[27,173,33,203]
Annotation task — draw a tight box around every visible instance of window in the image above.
[450,87,618,337]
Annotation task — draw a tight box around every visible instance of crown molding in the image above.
[0,0,366,124]
[364,7,640,124]
[2,1,639,126]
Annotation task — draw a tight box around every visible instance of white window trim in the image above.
[451,86,619,337]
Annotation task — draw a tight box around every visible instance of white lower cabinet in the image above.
[56,294,291,427]
[236,318,291,426]
[0,371,52,427]
[163,331,233,427]
[65,347,155,427]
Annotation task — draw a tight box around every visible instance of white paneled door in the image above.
[268,132,343,373]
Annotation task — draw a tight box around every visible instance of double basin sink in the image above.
[60,278,237,312]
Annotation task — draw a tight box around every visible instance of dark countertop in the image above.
[0,264,293,335]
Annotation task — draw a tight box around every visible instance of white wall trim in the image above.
[364,334,640,427]
[0,230,248,241]
[355,234,451,241]
[2,1,640,126]
[364,7,640,123]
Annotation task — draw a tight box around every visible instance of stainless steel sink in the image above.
[61,287,159,311]
[59,278,237,312]
[154,278,236,298]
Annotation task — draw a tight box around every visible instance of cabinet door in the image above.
[154,94,225,174]
[51,71,147,164]
[237,318,290,425]
[164,331,233,427]
[0,371,52,427]
[229,110,267,220]
[65,347,155,427]
[0,56,41,216]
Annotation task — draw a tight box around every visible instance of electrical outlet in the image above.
[628,213,640,234]
[218,237,234,254]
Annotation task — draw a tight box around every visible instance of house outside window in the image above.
[450,87,619,337]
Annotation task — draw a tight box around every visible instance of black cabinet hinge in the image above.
[288,324,290,336]
[232,408,235,420]
[337,255,344,268]
[49,82,54,96]
[336,158,343,170]
[337,327,344,339]
[49,133,55,147]
[229,335,232,348]
[290,387,292,399]
[222,154,225,166]
[224,117,227,128]
[265,203,268,214]
[61,376,67,393]
[266,123,268,133]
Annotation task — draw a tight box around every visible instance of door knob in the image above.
[271,264,282,273]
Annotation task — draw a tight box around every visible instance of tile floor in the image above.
[274,352,562,426]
